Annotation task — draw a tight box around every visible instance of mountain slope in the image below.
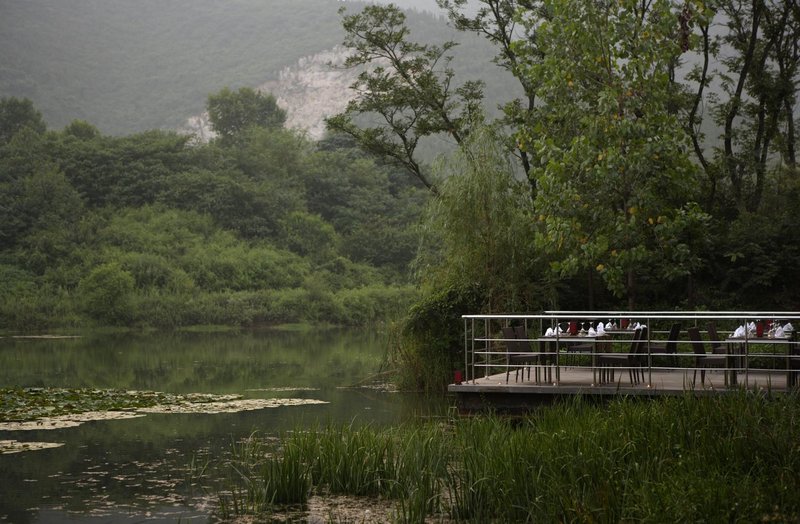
[0,0,354,134]
[1,0,516,137]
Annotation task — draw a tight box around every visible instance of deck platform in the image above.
[455,311,800,412]
[449,367,796,412]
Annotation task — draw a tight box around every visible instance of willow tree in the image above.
[417,124,539,312]
[520,0,709,308]
[404,124,540,391]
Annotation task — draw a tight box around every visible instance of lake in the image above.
[0,328,448,522]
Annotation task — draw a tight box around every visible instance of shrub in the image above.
[77,262,135,325]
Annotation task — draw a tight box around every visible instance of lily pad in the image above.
[0,439,65,454]
[0,388,328,431]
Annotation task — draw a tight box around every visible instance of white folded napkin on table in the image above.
[784,323,794,332]
[775,327,785,338]
[748,322,756,333]
[605,322,612,329]
[545,327,555,337]
[588,327,597,336]
[596,322,605,334]
[732,325,745,338]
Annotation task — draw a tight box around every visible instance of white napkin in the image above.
[588,327,597,336]
[605,322,613,329]
[545,327,554,337]
[748,322,756,333]
[733,325,745,338]
[596,322,605,334]
[775,327,785,338]
[784,323,794,332]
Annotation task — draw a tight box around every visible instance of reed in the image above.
[216,393,800,522]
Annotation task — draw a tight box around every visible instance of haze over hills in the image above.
[0,0,508,138]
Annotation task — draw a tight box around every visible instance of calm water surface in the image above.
[0,328,448,523]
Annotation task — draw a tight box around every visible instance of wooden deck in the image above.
[449,366,798,412]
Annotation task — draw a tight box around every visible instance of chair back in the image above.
[628,327,643,356]
[665,322,681,351]
[637,327,648,354]
[513,325,532,353]
[502,326,519,353]
[687,327,707,355]
[706,321,724,351]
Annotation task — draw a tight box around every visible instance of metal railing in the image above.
[462,311,800,389]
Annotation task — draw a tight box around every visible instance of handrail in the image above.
[461,311,799,388]
[464,312,800,320]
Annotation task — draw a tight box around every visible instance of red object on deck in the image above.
[454,370,463,385]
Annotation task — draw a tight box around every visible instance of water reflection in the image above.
[0,328,448,522]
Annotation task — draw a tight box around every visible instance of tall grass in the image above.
[216,393,800,522]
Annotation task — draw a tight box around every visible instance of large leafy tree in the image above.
[684,0,800,213]
[436,0,543,194]
[326,4,484,194]
[0,97,46,146]
[521,0,709,308]
[206,87,287,143]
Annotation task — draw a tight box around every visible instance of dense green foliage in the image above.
[0,94,426,330]
[219,393,800,522]
[327,1,800,390]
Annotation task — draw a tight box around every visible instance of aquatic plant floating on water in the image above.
[0,439,65,454]
[0,388,328,431]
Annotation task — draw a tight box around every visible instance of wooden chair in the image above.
[503,326,536,383]
[564,320,595,366]
[687,327,729,387]
[649,322,681,367]
[706,322,726,354]
[517,325,556,384]
[597,328,643,384]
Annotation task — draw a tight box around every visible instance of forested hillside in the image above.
[0,0,513,136]
[0,95,427,331]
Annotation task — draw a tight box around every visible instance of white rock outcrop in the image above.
[182,46,359,142]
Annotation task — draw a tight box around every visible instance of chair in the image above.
[687,327,729,387]
[502,326,536,383]
[706,322,726,354]
[564,320,595,366]
[630,326,649,384]
[597,328,643,384]
[649,322,681,367]
[517,325,556,384]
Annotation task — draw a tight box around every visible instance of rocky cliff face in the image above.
[182,46,358,141]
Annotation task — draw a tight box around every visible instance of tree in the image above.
[206,87,286,143]
[522,0,708,308]
[436,0,544,194]
[78,262,135,325]
[685,0,800,213]
[417,124,539,312]
[0,97,46,146]
[326,4,484,194]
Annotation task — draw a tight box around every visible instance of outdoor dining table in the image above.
[725,334,796,386]
[540,331,643,385]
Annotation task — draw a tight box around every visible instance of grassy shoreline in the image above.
[216,392,800,522]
